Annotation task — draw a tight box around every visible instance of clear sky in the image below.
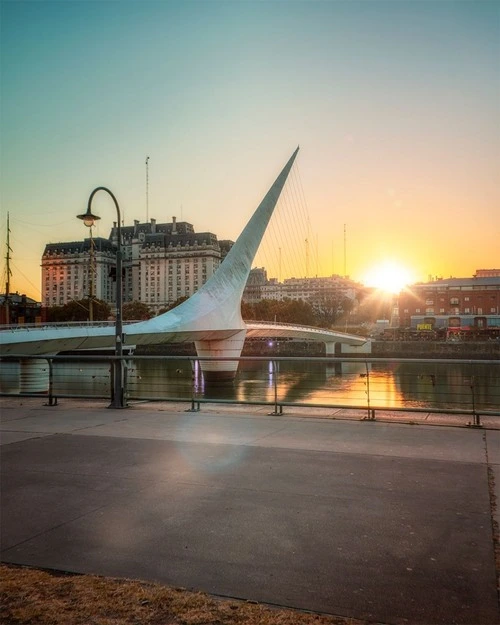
[1,0,499,301]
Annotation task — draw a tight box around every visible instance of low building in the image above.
[398,271,500,334]
[0,293,42,325]
[258,275,358,306]
[243,267,268,304]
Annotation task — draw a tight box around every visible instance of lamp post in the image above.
[78,221,96,322]
[77,187,125,408]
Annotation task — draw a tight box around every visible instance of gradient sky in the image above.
[1,0,499,301]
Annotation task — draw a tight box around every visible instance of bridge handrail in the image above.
[0,320,142,333]
[246,319,365,337]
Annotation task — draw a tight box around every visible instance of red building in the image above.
[398,273,500,331]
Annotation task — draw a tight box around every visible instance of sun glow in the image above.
[363,261,414,294]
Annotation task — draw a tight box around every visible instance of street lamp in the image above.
[78,217,96,322]
[77,187,125,408]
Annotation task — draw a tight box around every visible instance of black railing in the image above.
[1,355,499,427]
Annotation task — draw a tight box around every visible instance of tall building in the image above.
[41,217,230,313]
[42,238,116,308]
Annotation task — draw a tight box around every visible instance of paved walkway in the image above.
[1,398,499,625]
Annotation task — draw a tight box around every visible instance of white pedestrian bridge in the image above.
[0,319,368,356]
[0,148,369,374]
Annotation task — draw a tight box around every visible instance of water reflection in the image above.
[1,357,498,411]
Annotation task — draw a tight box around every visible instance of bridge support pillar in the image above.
[195,330,247,385]
[340,340,372,355]
[325,342,338,356]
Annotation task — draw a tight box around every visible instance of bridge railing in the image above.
[0,320,144,332]
[1,354,499,426]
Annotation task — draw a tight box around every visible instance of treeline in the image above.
[43,297,189,323]
[43,294,386,328]
[241,297,354,328]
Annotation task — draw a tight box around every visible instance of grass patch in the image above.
[1,564,371,625]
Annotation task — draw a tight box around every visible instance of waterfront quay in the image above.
[1,398,499,625]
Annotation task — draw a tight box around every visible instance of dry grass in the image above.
[0,564,370,625]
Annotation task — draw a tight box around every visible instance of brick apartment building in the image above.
[398,271,500,332]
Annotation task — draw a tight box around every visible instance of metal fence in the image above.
[1,354,499,426]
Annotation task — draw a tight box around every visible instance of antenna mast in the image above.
[145,156,150,222]
[343,224,347,278]
[4,212,12,324]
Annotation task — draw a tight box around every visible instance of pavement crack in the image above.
[484,431,500,611]
[1,503,112,555]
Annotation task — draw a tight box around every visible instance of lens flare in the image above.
[363,261,414,294]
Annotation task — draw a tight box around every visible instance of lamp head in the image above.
[77,207,101,228]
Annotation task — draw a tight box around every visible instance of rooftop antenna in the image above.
[145,156,150,222]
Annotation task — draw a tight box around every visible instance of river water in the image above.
[1,358,498,412]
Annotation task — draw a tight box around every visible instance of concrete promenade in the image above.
[1,398,499,625]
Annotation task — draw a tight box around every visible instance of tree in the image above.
[157,296,189,315]
[122,301,152,321]
[45,298,111,322]
[242,298,317,326]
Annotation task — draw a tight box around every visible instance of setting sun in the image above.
[363,261,414,294]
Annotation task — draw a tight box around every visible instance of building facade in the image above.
[41,217,230,313]
[398,273,500,331]
[257,275,358,305]
[243,267,268,304]
[243,267,360,308]
[42,238,116,308]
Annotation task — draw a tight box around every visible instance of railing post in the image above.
[186,357,200,412]
[363,361,375,420]
[269,359,282,415]
[470,373,481,427]
[45,358,58,406]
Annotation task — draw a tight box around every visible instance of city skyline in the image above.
[1,0,499,301]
